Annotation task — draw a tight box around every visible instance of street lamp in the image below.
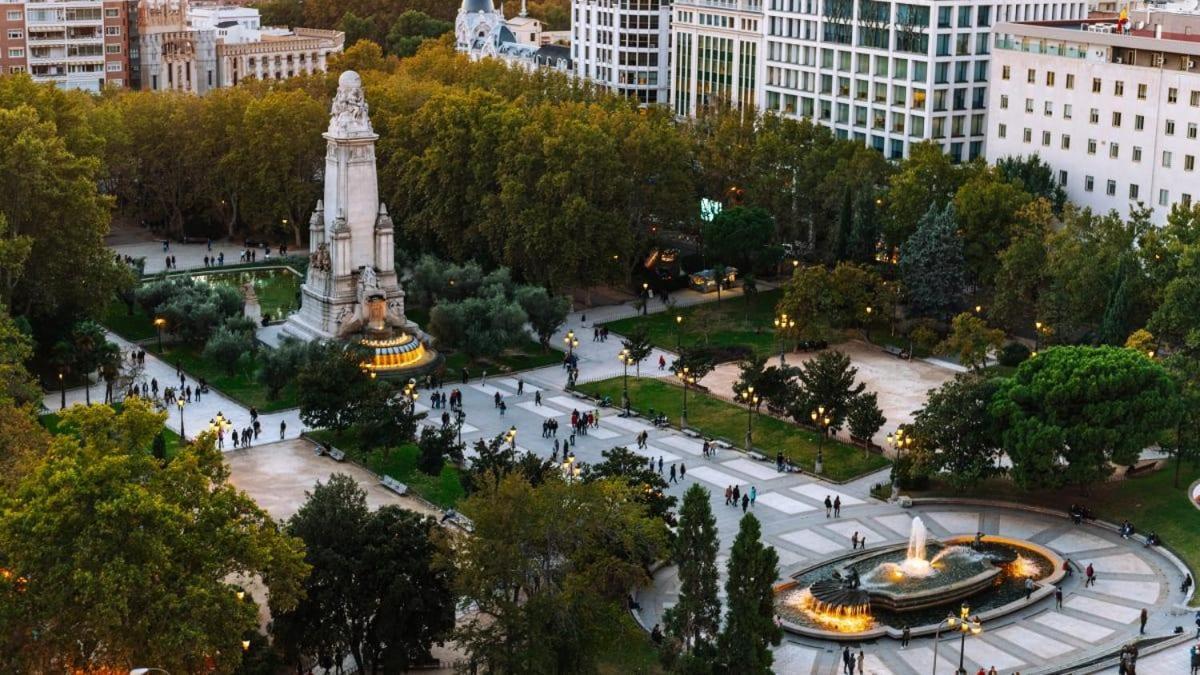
[810,406,830,474]
[1035,321,1044,352]
[176,398,186,440]
[561,453,581,482]
[931,602,982,675]
[455,408,467,445]
[675,314,683,351]
[773,313,795,366]
[58,371,65,410]
[618,348,634,414]
[402,377,419,412]
[678,366,696,428]
[864,306,873,342]
[563,329,578,357]
[153,317,166,352]
[886,428,913,498]
[741,387,759,452]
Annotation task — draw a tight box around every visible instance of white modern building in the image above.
[762,0,1086,161]
[572,0,670,104]
[670,0,763,116]
[985,14,1200,222]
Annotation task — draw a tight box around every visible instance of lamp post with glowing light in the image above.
[678,366,695,428]
[675,314,683,351]
[886,428,914,498]
[563,329,578,357]
[154,317,166,352]
[742,387,759,451]
[176,398,186,440]
[561,453,581,482]
[402,377,420,413]
[864,306,873,342]
[930,602,982,675]
[618,348,634,414]
[58,370,65,410]
[773,313,795,365]
[810,406,830,474]
[1035,321,1044,353]
[455,408,466,445]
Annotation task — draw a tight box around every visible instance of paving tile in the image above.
[722,457,783,481]
[544,395,586,411]
[658,435,705,455]
[468,383,509,398]
[1033,611,1116,642]
[923,510,982,535]
[686,465,747,488]
[1089,579,1163,603]
[1088,552,1155,576]
[755,491,816,515]
[823,520,886,547]
[860,653,896,675]
[963,636,1026,671]
[495,377,540,393]
[772,545,806,569]
[896,644,962,675]
[874,513,916,537]
[602,415,655,433]
[586,426,620,439]
[1045,530,1117,554]
[516,401,565,418]
[789,483,865,506]
[626,445,681,463]
[772,642,819,673]
[992,624,1075,660]
[1065,595,1143,623]
[780,528,845,554]
[996,514,1051,540]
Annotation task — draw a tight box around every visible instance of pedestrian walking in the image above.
[658,355,666,370]
[851,532,859,549]
[842,646,853,674]
[1024,576,1034,600]
[280,420,286,439]
[1055,586,1063,609]
[856,650,864,675]
[732,484,740,504]
[669,464,677,483]
[1183,573,1193,594]
[517,378,525,395]
[834,495,842,517]
[658,456,664,474]
[1140,607,1148,634]
[749,485,756,507]
[900,625,910,648]
[724,485,732,506]
[1085,563,1096,587]
[825,495,833,518]
[680,463,686,480]
[535,390,542,405]
[741,493,749,513]
[499,401,507,415]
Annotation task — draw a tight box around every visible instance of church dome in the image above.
[461,0,494,13]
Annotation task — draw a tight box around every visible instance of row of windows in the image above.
[1000,124,1200,169]
[1081,176,1190,209]
[1002,66,1200,107]
[999,96,1200,138]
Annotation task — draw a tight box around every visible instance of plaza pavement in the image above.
[46,256,1194,673]
[111,237,307,275]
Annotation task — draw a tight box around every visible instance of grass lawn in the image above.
[308,429,465,509]
[598,615,663,674]
[189,266,302,320]
[578,377,890,482]
[40,408,185,458]
[102,299,158,342]
[911,462,1200,592]
[442,341,563,376]
[150,342,298,413]
[602,289,783,357]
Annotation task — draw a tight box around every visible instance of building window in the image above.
[5,10,18,20]
[1092,77,1101,93]
[104,8,119,16]
[1086,176,1095,192]
[1087,139,1097,154]
[1046,71,1055,86]
[1138,83,1148,100]
[105,44,121,54]
[105,26,121,36]
[105,62,121,72]
[1135,115,1145,131]
[1042,130,1051,146]
[1023,128,1032,143]
[7,49,23,59]
[1061,135,1071,150]
[1190,123,1198,140]
[1000,94,1008,109]
[1114,81,1124,96]
[1089,108,1099,124]
[1110,143,1119,158]
[1025,98,1034,113]
[1187,155,1196,172]
[1130,184,1139,200]
[1059,170,1068,186]
[1169,87,1179,103]
[1164,151,1173,168]
[1044,101,1053,116]
[1112,112,1122,127]
[1106,180,1117,196]
[1185,194,1194,207]
[1167,120,1176,135]
[6,30,21,40]
[998,123,1007,138]
[1027,68,1036,84]
[1159,189,1170,206]
[1133,146,1142,162]
[1002,65,1010,80]
[1063,104,1072,119]
[1065,74,1075,89]
[1192,90,1200,107]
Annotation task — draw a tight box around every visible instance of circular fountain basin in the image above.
[774,535,1063,640]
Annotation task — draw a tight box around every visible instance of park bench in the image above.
[882,345,910,360]
[328,448,346,462]
[381,475,408,495]
[1122,459,1163,478]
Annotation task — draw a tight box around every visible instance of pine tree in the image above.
[899,203,966,320]
[718,514,781,673]
[1097,254,1138,346]
[664,484,721,656]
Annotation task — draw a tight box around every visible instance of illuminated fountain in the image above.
[775,517,1062,638]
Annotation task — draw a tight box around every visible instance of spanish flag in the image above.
[1117,6,1129,31]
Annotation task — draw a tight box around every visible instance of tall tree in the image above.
[621,325,654,377]
[884,141,970,248]
[846,391,886,448]
[717,514,781,673]
[275,474,455,673]
[939,312,1005,371]
[454,473,668,673]
[953,168,1033,289]
[994,154,1066,213]
[913,374,999,491]
[0,399,308,673]
[584,446,676,524]
[296,342,379,432]
[900,203,966,320]
[703,206,775,271]
[790,349,865,431]
[664,484,721,658]
[515,285,571,350]
[991,346,1182,488]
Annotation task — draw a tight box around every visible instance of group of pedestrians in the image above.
[592,326,611,341]
[724,484,757,512]
[840,646,865,674]
[429,389,462,410]
[202,253,225,267]
[541,419,560,437]
[824,494,843,517]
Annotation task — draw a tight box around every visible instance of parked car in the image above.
[689,267,738,293]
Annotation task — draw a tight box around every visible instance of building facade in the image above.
[670,0,763,116]
[0,0,135,90]
[456,0,572,72]
[761,0,1086,160]
[986,15,1200,223]
[572,0,670,104]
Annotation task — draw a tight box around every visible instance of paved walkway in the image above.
[113,239,307,275]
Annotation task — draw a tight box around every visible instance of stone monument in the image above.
[282,70,437,375]
[241,281,262,324]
